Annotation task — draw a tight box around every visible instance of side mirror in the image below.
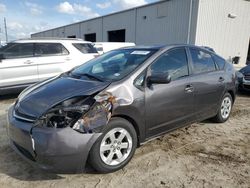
[147,72,171,85]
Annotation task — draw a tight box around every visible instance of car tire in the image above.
[89,117,137,173]
[212,93,233,123]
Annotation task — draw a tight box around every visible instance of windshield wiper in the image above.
[72,72,104,82]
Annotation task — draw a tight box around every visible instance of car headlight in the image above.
[37,93,116,134]
[37,104,90,129]
[72,92,115,133]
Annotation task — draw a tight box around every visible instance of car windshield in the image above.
[70,49,157,81]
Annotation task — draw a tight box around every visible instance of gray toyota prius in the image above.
[7,44,236,173]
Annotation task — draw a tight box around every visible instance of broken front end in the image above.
[7,92,118,173]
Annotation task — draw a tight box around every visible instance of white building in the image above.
[31,0,250,68]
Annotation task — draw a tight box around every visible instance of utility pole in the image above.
[4,17,8,43]
[0,27,2,46]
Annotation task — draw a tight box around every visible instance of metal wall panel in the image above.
[31,0,199,45]
[135,0,198,45]
[80,18,103,41]
[195,0,250,67]
[43,30,54,37]
[53,27,66,38]
[102,9,136,42]
[64,23,81,38]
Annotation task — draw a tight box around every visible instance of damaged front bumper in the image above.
[7,105,101,173]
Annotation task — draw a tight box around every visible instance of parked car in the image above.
[237,64,250,91]
[0,38,99,95]
[7,44,236,173]
[94,42,135,54]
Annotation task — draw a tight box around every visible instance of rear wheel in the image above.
[212,93,233,123]
[89,118,137,173]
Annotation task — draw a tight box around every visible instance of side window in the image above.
[212,55,225,70]
[151,48,189,81]
[72,43,98,54]
[190,49,216,74]
[134,70,147,90]
[2,43,34,59]
[35,43,69,56]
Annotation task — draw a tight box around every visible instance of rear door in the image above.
[0,43,39,88]
[188,48,225,120]
[34,43,72,81]
[145,48,195,138]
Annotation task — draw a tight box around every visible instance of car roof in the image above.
[94,42,135,45]
[121,45,167,50]
[11,38,92,44]
[121,44,217,54]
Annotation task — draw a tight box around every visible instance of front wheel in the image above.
[89,118,137,173]
[212,93,233,123]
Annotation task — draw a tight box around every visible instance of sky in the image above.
[0,0,158,41]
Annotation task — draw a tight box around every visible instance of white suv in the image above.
[0,38,99,94]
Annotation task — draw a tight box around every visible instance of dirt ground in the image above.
[0,94,249,188]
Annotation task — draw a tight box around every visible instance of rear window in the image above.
[212,55,225,70]
[73,43,97,54]
[190,48,216,74]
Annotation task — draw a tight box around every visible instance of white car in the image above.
[94,42,135,54]
[0,38,99,94]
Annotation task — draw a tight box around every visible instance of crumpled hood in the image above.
[16,76,110,118]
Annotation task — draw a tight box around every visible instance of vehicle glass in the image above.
[0,43,14,52]
[212,55,225,70]
[151,48,189,81]
[96,47,103,52]
[71,49,157,81]
[0,43,34,59]
[72,43,98,54]
[93,44,103,52]
[134,71,146,90]
[190,48,216,74]
[35,43,69,56]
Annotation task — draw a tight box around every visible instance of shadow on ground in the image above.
[0,94,18,101]
[0,111,64,181]
[0,145,64,181]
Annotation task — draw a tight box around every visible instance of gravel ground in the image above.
[0,93,249,188]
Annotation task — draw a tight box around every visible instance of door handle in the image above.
[65,57,71,61]
[218,77,225,82]
[23,60,33,64]
[185,84,194,93]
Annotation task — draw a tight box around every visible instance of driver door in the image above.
[145,48,195,138]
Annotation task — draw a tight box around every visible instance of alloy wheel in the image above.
[221,96,232,119]
[99,127,133,166]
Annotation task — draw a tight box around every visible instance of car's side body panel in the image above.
[0,54,39,87]
[145,77,195,138]
[188,71,226,118]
